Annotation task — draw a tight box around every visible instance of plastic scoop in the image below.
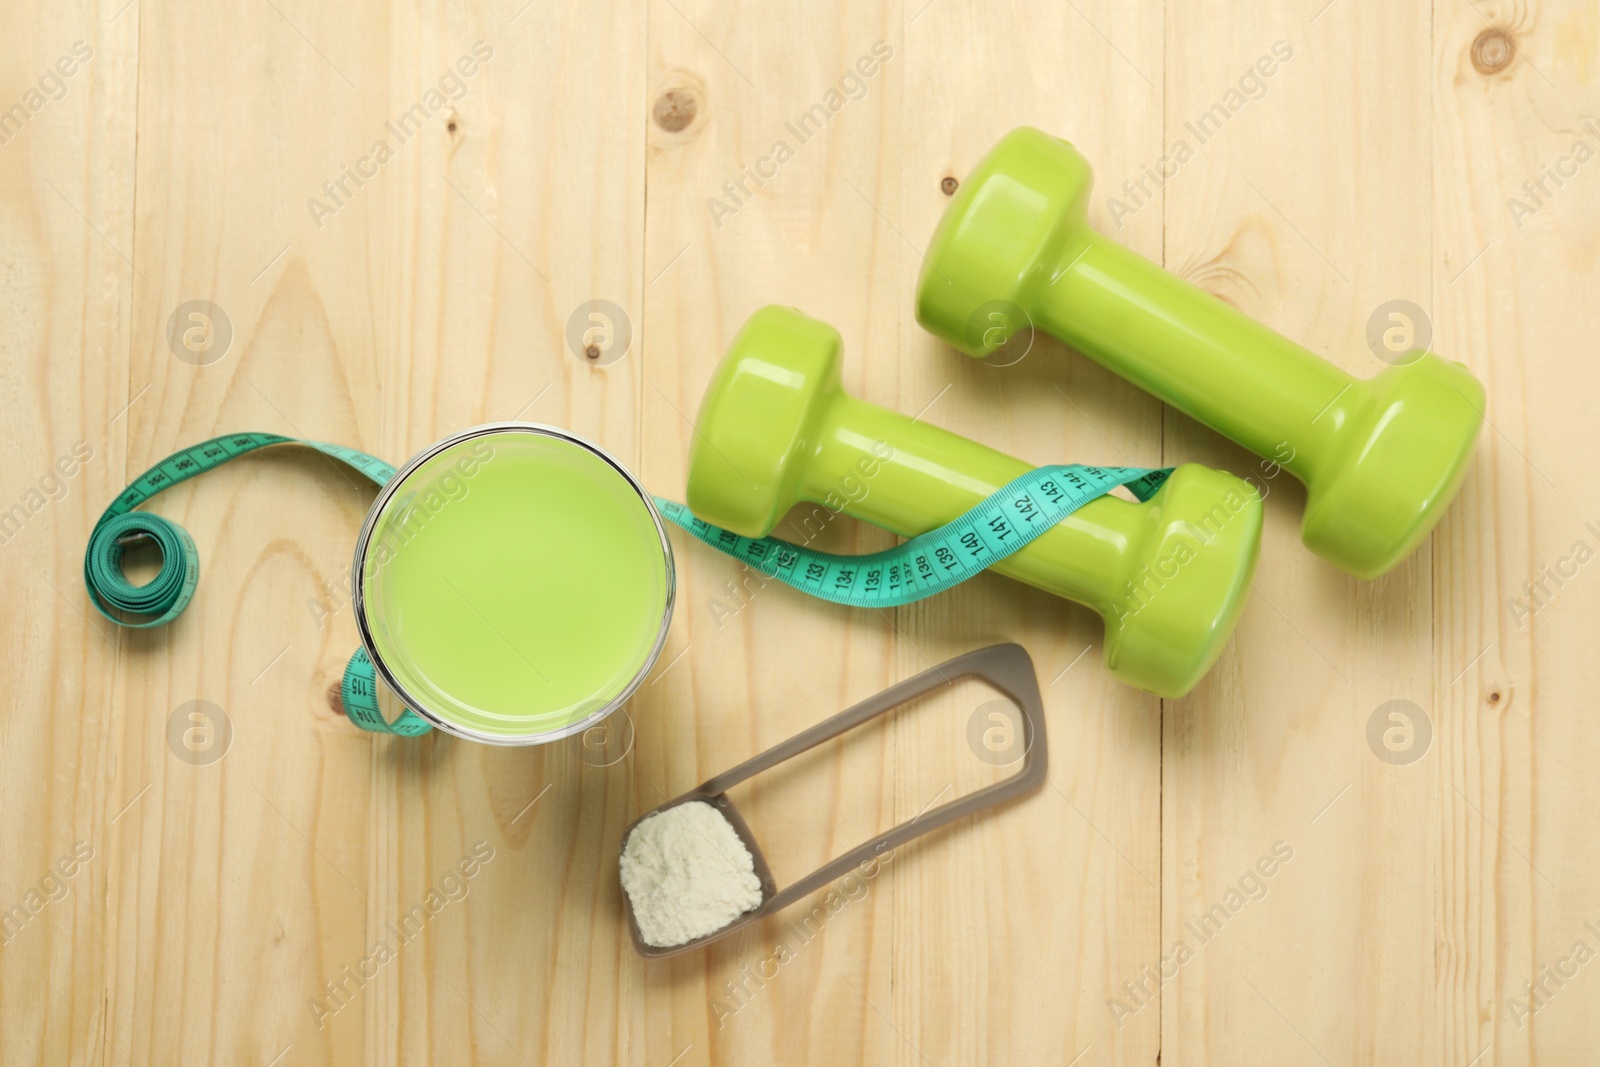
[619,643,1047,958]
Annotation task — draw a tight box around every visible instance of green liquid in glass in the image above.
[360,430,671,740]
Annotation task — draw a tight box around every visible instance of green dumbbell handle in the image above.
[1040,234,1348,485]
[805,393,1146,613]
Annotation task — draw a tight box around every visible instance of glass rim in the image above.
[349,421,676,746]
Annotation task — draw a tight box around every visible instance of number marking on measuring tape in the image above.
[85,432,1167,738]
[653,464,1171,609]
[340,648,434,736]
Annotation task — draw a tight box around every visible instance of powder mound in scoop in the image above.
[620,800,764,948]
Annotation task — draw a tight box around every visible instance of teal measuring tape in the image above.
[84,433,1167,737]
[83,432,431,736]
[653,464,1170,608]
[339,647,431,736]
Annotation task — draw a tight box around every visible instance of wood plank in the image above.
[111,0,395,1062]
[896,4,1167,1064]
[110,1,646,1064]
[0,3,137,1065]
[638,5,902,1064]
[1159,2,1436,1064]
[1433,2,1600,1063]
[364,6,648,1067]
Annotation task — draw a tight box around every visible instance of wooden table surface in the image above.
[3,1,1595,1063]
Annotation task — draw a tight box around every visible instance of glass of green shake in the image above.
[351,424,674,745]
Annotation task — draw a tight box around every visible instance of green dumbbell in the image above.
[686,306,1263,698]
[916,127,1485,579]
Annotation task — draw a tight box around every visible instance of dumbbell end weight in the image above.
[1098,462,1262,696]
[915,127,1090,357]
[684,306,846,539]
[685,306,1261,698]
[916,126,1484,579]
[1301,355,1484,579]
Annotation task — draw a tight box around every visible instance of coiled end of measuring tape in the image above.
[81,432,433,737]
[83,512,200,627]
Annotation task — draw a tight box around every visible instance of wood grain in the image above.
[0,1,136,1064]
[2,1,1596,1065]
[640,6,903,1064]
[895,6,1166,1065]
[1160,3,1438,1064]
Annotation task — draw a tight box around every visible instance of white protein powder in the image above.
[620,800,764,948]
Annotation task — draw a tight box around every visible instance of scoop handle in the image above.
[703,643,1048,914]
